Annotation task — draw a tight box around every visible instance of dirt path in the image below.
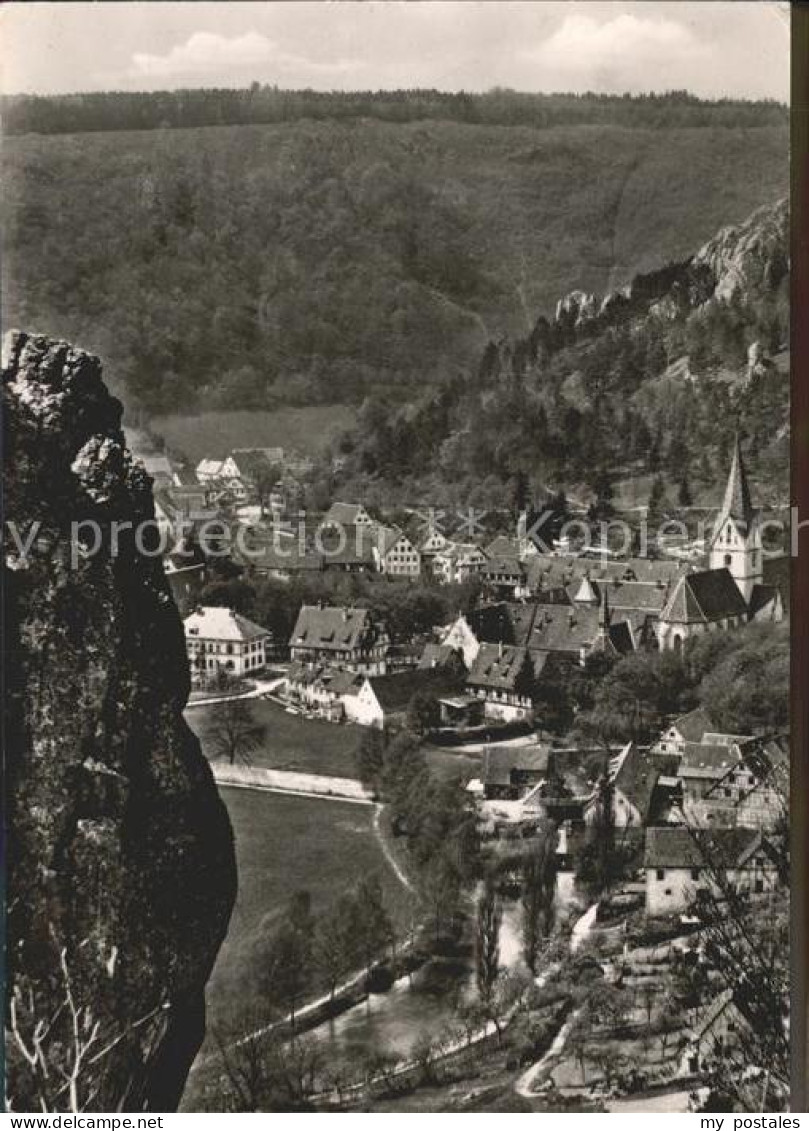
[513,901,599,1099]
[373,803,415,893]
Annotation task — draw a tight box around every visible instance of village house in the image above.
[322,501,375,529]
[481,744,553,800]
[643,826,778,916]
[455,591,634,670]
[372,525,422,578]
[440,613,481,668]
[680,989,753,1078]
[523,552,688,599]
[676,734,754,804]
[432,541,488,584]
[163,546,206,615]
[583,742,680,829]
[284,662,363,721]
[466,642,536,721]
[184,606,272,681]
[684,735,789,831]
[655,707,719,755]
[342,669,458,730]
[481,554,529,600]
[289,604,391,674]
[419,525,450,576]
[139,453,176,489]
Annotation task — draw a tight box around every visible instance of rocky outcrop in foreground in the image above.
[3,331,236,1112]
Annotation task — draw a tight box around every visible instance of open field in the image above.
[150,405,354,463]
[207,787,412,1030]
[192,697,363,780]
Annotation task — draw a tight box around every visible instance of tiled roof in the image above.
[196,459,224,477]
[287,662,363,695]
[748,583,782,618]
[524,554,686,593]
[485,535,522,559]
[140,454,174,478]
[644,825,761,870]
[662,569,748,624]
[678,741,742,778]
[609,742,660,821]
[468,642,533,691]
[290,605,383,651]
[483,743,552,786]
[367,669,457,711]
[667,707,717,744]
[418,642,462,670]
[374,524,407,556]
[324,502,370,526]
[469,599,632,657]
[184,606,270,642]
[230,449,282,480]
[483,555,526,578]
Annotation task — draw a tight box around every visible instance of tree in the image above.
[520,834,558,974]
[265,892,314,1033]
[354,874,392,976]
[355,729,385,794]
[406,691,440,736]
[203,699,266,766]
[683,823,789,1111]
[313,894,359,1005]
[509,468,530,517]
[678,474,693,507]
[423,855,462,944]
[248,460,282,517]
[475,879,502,1005]
[646,474,667,532]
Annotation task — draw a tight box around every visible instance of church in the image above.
[656,438,785,651]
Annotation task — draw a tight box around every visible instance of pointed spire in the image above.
[599,586,610,632]
[720,434,755,530]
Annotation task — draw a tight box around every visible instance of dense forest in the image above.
[2,91,788,419]
[1,86,787,137]
[330,201,790,509]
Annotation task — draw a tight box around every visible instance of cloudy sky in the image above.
[0,2,790,102]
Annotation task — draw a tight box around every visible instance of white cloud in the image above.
[525,13,708,91]
[131,29,358,83]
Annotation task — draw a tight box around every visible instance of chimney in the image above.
[498,640,504,659]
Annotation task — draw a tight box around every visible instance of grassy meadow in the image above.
[206,787,412,1030]
[151,405,354,463]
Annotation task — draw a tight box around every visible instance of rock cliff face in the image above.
[3,331,236,1112]
[550,197,788,338]
[692,197,789,303]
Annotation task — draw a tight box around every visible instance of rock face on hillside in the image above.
[549,197,788,339]
[3,330,236,1112]
[692,197,789,303]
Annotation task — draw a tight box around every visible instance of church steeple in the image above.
[718,434,755,532]
[709,434,761,605]
[599,586,610,633]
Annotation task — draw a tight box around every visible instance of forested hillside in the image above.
[332,197,789,509]
[2,90,787,417]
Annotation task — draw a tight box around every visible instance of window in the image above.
[664,888,672,896]
[691,868,700,880]
[656,869,665,881]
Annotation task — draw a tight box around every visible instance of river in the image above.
[308,900,525,1070]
